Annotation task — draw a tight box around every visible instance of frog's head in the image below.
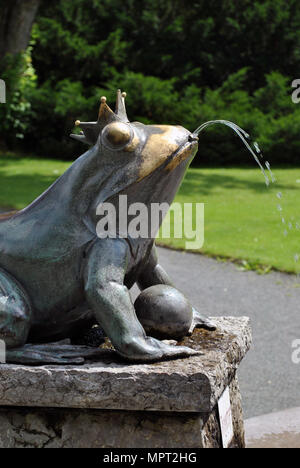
[71,90,198,208]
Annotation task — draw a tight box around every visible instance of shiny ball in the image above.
[134,285,193,340]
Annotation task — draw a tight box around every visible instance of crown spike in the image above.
[70,89,129,146]
[98,96,118,126]
[70,133,90,145]
[115,89,129,122]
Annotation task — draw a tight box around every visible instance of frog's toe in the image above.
[6,347,85,365]
[159,342,200,359]
[189,309,216,333]
[117,336,200,362]
[6,342,106,365]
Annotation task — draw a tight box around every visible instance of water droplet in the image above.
[254,142,261,153]
[277,205,282,212]
[289,222,293,230]
[295,254,299,263]
[283,230,288,237]
[265,161,276,183]
[296,223,300,230]
[277,192,282,199]
[282,218,286,224]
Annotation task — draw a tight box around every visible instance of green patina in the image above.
[0,90,214,364]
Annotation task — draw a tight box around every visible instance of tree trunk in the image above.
[0,0,41,60]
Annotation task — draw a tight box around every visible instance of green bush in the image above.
[2,55,300,165]
[0,47,37,146]
[188,70,300,166]
[1,0,300,165]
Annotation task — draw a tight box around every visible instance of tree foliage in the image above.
[0,0,300,164]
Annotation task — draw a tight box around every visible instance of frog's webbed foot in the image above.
[188,308,216,335]
[6,342,105,365]
[117,335,200,363]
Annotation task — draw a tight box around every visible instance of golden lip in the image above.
[138,126,197,181]
[165,140,198,172]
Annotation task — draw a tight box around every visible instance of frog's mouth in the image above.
[165,134,199,172]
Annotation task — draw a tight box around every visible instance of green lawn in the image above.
[0,153,70,210]
[158,167,300,274]
[1,152,300,273]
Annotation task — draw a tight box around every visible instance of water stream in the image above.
[194,120,270,186]
[194,120,299,274]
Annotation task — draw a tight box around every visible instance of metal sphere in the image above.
[134,285,193,340]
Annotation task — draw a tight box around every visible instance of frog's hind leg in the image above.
[0,269,105,365]
[0,267,32,350]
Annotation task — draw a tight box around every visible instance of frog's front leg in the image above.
[83,238,198,361]
[137,245,216,333]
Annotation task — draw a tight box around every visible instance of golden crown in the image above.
[70,89,129,145]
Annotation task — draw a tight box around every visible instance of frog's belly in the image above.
[0,247,86,322]
[0,235,153,342]
[28,303,94,343]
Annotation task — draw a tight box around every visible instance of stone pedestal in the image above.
[0,317,251,448]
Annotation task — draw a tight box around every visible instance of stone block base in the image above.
[0,375,244,448]
[0,317,251,448]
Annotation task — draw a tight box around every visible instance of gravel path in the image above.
[133,247,300,418]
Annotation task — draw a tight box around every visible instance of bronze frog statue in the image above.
[0,90,215,364]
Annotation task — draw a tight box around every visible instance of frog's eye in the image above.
[102,122,133,150]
